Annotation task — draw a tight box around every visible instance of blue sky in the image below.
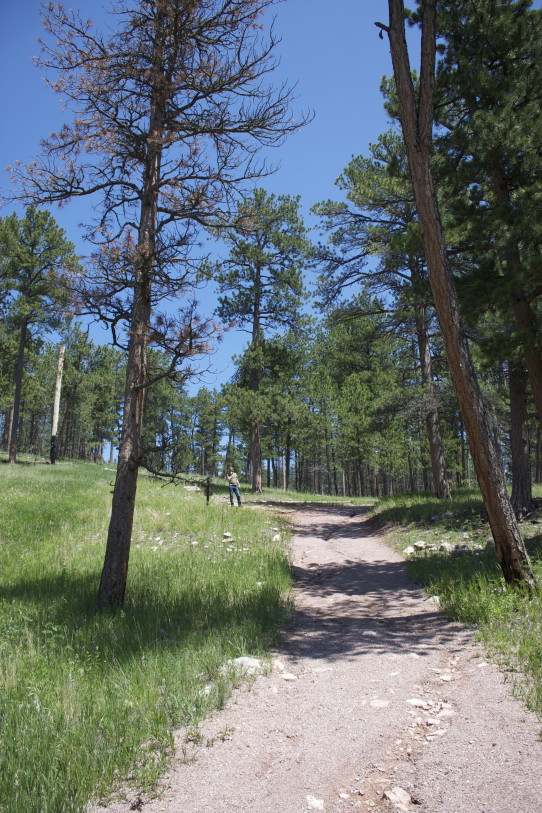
[0,0,409,387]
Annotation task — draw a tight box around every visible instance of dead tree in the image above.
[11,0,307,606]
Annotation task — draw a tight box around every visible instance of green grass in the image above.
[7,463,541,808]
[372,487,542,722]
[0,461,292,813]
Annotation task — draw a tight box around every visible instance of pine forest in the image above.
[1,0,542,595]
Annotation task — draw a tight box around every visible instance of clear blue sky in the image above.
[0,0,409,387]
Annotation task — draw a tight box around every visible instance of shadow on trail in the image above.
[279,502,469,664]
[286,559,465,663]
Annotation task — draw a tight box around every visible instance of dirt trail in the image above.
[99,504,542,813]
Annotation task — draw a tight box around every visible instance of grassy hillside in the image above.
[0,461,291,813]
[2,461,541,811]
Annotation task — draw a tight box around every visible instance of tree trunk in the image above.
[285,420,292,491]
[331,446,339,495]
[370,467,378,497]
[536,426,541,486]
[324,425,332,495]
[459,419,467,486]
[2,406,12,451]
[415,309,451,499]
[56,392,73,460]
[491,166,542,428]
[387,0,533,587]
[50,344,65,464]
[408,454,416,492]
[9,317,29,464]
[509,361,533,518]
[97,18,165,607]
[97,275,150,607]
[249,421,262,493]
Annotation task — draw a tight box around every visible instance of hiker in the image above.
[226,466,242,506]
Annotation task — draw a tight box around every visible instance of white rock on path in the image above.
[384,786,412,811]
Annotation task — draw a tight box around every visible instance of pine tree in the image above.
[213,188,310,492]
[0,207,78,463]
[381,0,533,586]
[434,0,542,427]
[313,131,451,498]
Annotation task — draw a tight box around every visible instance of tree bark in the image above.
[370,467,378,497]
[3,406,13,453]
[97,273,151,607]
[491,166,542,428]
[56,390,73,460]
[249,423,262,493]
[250,269,263,493]
[536,426,542,486]
[509,361,533,518]
[387,0,533,587]
[408,454,416,492]
[415,308,451,499]
[97,15,165,607]
[9,317,29,464]
[285,419,292,491]
[50,344,65,464]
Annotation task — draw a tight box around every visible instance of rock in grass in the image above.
[222,656,265,675]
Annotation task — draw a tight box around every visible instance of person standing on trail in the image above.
[226,466,242,506]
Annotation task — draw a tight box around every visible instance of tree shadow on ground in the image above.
[285,557,469,663]
[1,568,287,667]
[268,500,473,663]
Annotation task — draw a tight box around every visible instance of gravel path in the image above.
[99,503,542,813]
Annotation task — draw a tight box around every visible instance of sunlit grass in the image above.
[0,462,291,813]
[372,487,542,723]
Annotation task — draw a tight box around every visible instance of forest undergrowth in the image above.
[372,488,542,724]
